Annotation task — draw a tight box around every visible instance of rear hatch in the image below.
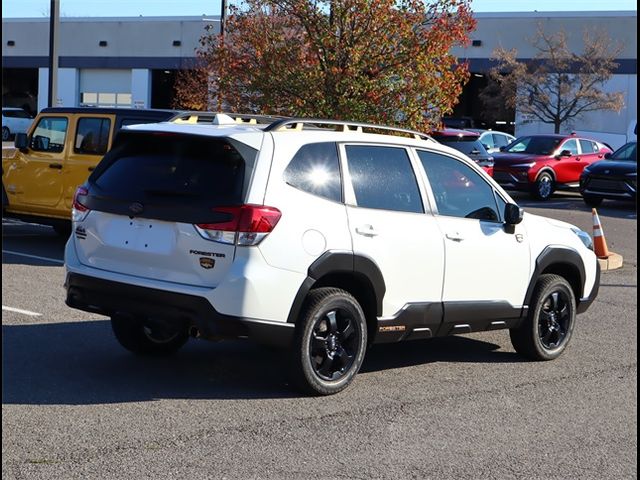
[73,130,258,287]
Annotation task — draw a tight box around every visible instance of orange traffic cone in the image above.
[592,208,610,259]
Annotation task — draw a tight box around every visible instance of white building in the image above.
[2,11,637,148]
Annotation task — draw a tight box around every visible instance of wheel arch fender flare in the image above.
[286,250,386,324]
[524,246,586,308]
[535,167,556,182]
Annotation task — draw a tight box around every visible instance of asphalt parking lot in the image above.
[2,194,637,480]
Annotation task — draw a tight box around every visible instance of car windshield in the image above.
[505,136,562,155]
[434,136,488,156]
[610,142,637,162]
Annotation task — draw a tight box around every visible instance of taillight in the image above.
[195,205,281,246]
[72,186,90,222]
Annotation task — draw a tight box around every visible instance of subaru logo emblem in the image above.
[604,170,610,174]
[129,202,144,214]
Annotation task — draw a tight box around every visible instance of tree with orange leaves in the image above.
[174,0,475,131]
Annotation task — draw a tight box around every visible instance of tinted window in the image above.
[345,145,423,213]
[579,139,596,154]
[30,117,68,152]
[493,134,510,148]
[506,136,562,155]
[93,132,250,203]
[284,143,341,202]
[75,118,111,155]
[481,133,495,149]
[3,109,31,119]
[418,150,500,221]
[434,136,488,156]
[611,142,637,162]
[561,139,578,155]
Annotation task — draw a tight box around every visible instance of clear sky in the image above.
[1,0,637,18]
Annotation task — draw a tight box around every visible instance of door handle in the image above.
[445,232,464,242]
[355,225,379,237]
[49,163,63,169]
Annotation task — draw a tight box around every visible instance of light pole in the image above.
[48,0,60,108]
[220,0,228,37]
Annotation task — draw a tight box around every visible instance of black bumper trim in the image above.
[65,273,293,347]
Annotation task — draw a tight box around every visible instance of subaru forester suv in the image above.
[64,115,600,395]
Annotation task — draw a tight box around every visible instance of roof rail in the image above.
[169,111,287,125]
[264,118,435,142]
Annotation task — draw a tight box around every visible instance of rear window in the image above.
[92,132,255,204]
[433,136,487,155]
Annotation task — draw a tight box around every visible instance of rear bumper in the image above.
[65,272,294,347]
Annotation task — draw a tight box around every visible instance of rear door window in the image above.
[493,134,510,148]
[344,145,423,213]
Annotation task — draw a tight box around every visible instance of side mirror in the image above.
[557,149,572,158]
[14,133,28,150]
[504,203,524,225]
[604,152,612,159]
[499,146,506,152]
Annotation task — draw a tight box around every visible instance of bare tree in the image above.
[481,26,624,133]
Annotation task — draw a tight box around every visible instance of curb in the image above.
[598,252,623,271]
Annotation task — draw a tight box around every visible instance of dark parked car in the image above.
[579,141,637,207]
[492,133,612,200]
[431,128,494,175]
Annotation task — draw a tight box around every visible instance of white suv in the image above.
[64,114,600,395]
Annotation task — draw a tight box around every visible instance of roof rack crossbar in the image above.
[264,118,434,141]
[168,111,286,125]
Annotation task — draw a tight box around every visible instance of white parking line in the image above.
[2,250,64,265]
[2,305,42,317]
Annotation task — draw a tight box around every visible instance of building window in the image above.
[80,92,132,107]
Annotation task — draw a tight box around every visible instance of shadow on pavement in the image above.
[3,320,520,405]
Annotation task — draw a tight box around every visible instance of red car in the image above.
[492,133,612,200]
[430,128,494,176]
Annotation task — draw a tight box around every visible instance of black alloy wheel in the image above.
[309,308,359,381]
[537,290,571,350]
[291,288,367,395]
[510,274,576,360]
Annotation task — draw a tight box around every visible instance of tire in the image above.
[531,171,555,201]
[583,195,603,207]
[111,314,189,356]
[290,288,368,395]
[510,274,576,361]
[2,127,10,142]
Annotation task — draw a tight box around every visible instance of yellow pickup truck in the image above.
[2,107,177,234]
